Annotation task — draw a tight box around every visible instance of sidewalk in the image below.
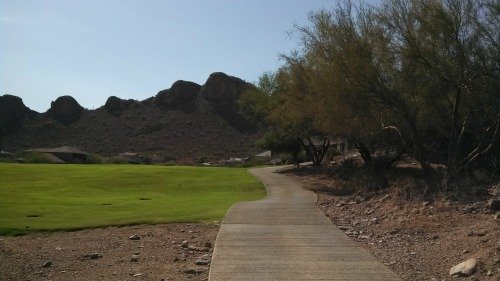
[208,167,401,280]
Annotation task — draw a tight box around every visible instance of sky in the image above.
[1,1,373,112]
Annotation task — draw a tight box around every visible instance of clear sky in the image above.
[1,1,381,112]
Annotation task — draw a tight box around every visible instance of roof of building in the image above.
[25,146,89,155]
[254,151,272,157]
[0,150,14,156]
[268,158,283,165]
[41,153,66,164]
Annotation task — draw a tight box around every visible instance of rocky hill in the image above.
[0,72,261,164]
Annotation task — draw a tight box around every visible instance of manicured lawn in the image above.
[0,164,266,235]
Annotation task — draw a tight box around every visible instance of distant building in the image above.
[0,150,14,157]
[309,138,350,155]
[268,158,283,165]
[254,151,272,157]
[118,152,142,164]
[24,146,89,164]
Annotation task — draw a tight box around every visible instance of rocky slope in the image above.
[0,72,261,163]
[284,166,500,281]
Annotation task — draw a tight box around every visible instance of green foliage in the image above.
[20,152,54,164]
[0,121,3,152]
[238,72,278,126]
[257,131,302,154]
[240,0,499,190]
[257,129,303,163]
[0,157,16,163]
[83,154,104,164]
[105,156,129,164]
[0,164,265,235]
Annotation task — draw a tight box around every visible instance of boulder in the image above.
[0,95,28,134]
[154,80,201,107]
[47,96,84,125]
[449,258,477,277]
[104,96,137,116]
[487,198,500,211]
[200,72,250,105]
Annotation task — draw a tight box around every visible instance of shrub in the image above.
[0,157,16,163]
[20,152,54,164]
[84,154,104,164]
[105,156,128,164]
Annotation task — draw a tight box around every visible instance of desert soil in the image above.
[284,166,500,281]
[0,223,218,281]
[2,168,499,281]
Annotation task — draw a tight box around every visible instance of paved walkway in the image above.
[208,166,401,281]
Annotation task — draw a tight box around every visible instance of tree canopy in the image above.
[240,0,499,191]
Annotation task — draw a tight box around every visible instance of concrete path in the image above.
[208,166,401,281]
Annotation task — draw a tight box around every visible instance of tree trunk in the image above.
[353,139,372,165]
[445,88,462,188]
[372,161,389,190]
[413,132,438,193]
[302,137,331,166]
[293,151,300,169]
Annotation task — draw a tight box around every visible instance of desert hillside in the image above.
[0,72,261,163]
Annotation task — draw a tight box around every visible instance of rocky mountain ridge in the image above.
[0,72,261,163]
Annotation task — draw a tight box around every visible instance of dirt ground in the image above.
[1,168,499,281]
[0,223,219,281]
[285,166,500,281]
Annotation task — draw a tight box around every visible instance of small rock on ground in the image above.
[183,268,202,274]
[195,259,210,265]
[129,234,140,240]
[449,258,477,277]
[131,254,139,262]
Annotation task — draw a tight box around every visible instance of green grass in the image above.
[0,164,266,235]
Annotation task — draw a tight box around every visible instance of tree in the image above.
[238,72,278,127]
[0,121,3,153]
[282,3,407,188]
[377,0,500,188]
[240,65,332,166]
[257,128,303,168]
[291,0,499,191]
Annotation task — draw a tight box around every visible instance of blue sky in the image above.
[1,1,370,112]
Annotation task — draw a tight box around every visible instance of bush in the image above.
[0,157,16,163]
[20,152,54,164]
[84,154,104,164]
[105,156,128,164]
[162,155,176,162]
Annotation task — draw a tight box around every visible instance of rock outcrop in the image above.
[0,95,28,134]
[154,80,201,107]
[47,96,84,125]
[104,96,138,116]
[2,72,261,162]
[200,72,254,132]
[200,72,249,106]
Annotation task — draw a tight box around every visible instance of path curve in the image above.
[208,166,401,281]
